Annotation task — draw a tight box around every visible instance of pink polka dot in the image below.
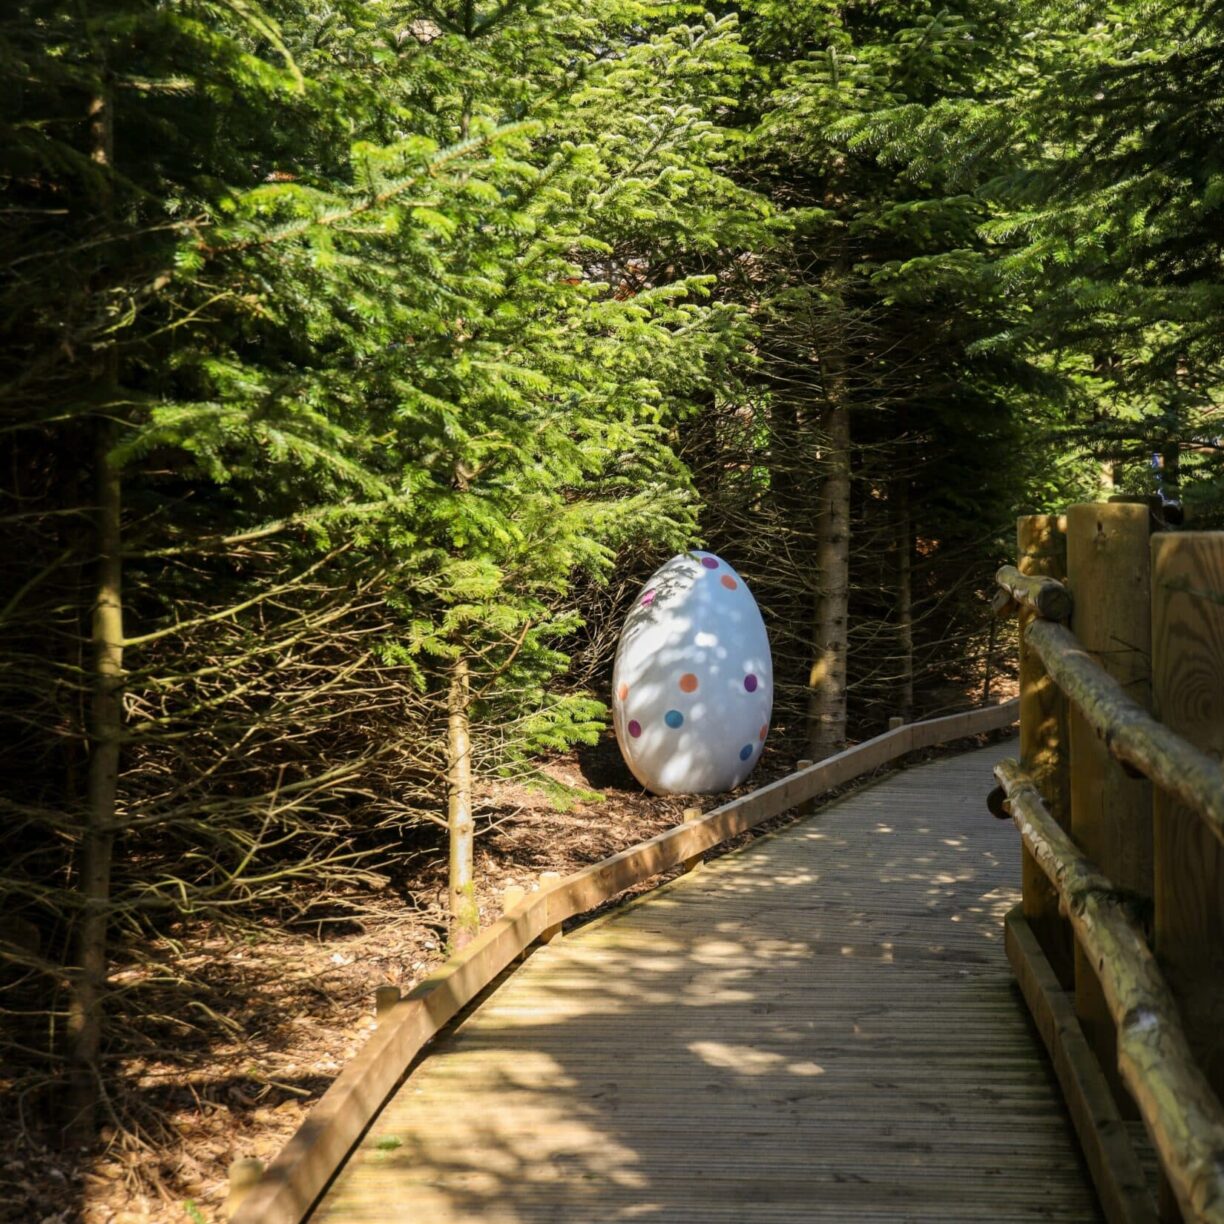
[617,683,629,701]
[627,720,642,738]
[744,674,758,693]
[641,590,656,607]
[700,556,719,569]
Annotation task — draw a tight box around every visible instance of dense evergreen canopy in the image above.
[2,0,1220,1191]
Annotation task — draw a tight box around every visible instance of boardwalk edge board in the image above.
[1005,906,1158,1224]
[230,698,1018,1224]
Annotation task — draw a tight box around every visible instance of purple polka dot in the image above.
[744,674,759,693]
[739,744,754,762]
[641,589,656,607]
[700,556,719,569]
[627,720,642,738]
[664,709,684,729]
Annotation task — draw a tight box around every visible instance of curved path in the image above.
[313,743,1100,1222]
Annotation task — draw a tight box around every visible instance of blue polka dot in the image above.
[739,744,754,761]
[664,710,684,729]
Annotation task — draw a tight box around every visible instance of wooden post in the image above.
[374,985,401,1022]
[1066,503,1152,1111]
[538,871,562,943]
[887,716,905,732]
[682,807,703,873]
[1151,532,1224,1218]
[501,884,527,963]
[226,1158,265,1219]
[796,759,814,816]
[1018,514,1074,988]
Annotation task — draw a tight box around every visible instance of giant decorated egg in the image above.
[612,551,772,795]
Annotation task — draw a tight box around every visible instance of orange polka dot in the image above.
[617,683,629,701]
[720,575,738,590]
[759,724,769,741]
[679,673,699,693]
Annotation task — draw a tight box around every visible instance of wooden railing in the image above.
[991,505,1224,1224]
[229,699,1018,1223]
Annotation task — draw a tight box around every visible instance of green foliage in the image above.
[0,0,767,1148]
[6,0,1222,1173]
[961,0,1223,515]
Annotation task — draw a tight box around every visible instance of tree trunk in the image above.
[807,366,851,759]
[446,656,478,950]
[893,477,914,722]
[68,417,123,1145]
[67,79,121,1147]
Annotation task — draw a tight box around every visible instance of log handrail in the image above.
[995,573,1224,849]
[995,759,1224,1224]
[996,563,1074,621]
[231,698,1019,1224]
[996,524,1224,1224]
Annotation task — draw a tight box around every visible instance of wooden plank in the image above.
[1004,907,1157,1224]
[1019,514,1074,987]
[313,745,1102,1224]
[997,760,1224,1223]
[1151,533,1224,1219]
[1066,502,1153,1110]
[232,700,1019,1224]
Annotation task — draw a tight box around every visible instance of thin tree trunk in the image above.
[807,365,851,759]
[446,656,478,950]
[67,80,121,1147]
[68,417,123,1144]
[893,476,914,721]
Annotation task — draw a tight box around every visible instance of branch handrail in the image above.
[231,698,1019,1224]
[994,759,1224,1224]
[994,572,1224,849]
[995,563,1074,621]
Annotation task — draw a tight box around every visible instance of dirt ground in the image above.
[4,717,1016,1224]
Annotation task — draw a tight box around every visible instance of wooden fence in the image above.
[991,505,1224,1224]
[229,699,1018,1224]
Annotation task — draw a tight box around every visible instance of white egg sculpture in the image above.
[612,551,772,795]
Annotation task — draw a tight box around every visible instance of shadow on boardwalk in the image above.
[313,744,1102,1223]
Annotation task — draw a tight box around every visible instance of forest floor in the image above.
[7,704,1017,1224]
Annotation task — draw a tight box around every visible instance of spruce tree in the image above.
[981,0,1224,517]
[0,0,766,1145]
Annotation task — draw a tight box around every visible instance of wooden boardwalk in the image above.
[312,743,1101,1222]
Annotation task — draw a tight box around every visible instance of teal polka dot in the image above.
[664,710,684,729]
